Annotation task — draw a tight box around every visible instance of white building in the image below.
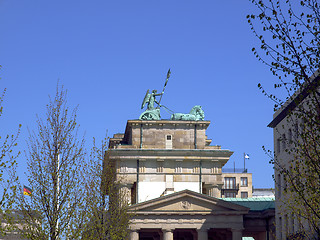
[252,188,275,199]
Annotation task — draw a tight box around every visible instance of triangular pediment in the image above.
[129,190,249,215]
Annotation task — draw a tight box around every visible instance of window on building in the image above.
[288,129,292,143]
[241,192,248,198]
[193,166,199,173]
[277,173,282,198]
[282,133,286,150]
[166,135,172,149]
[279,217,282,239]
[157,161,163,173]
[295,120,299,139]
[300,118,305,132]
[284,176,287,193]
[285,214,288,236]
[241,177,248,187]
[224,177,236,189]
[298,219,303,231]
[225,192,236,198]
[277,138,281,153]
[290,214,294,233]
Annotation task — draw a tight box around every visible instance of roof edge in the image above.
[268,69,320,128]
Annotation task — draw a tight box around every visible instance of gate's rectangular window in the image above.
[166,135,172,149]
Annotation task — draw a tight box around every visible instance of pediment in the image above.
[129,190,249,215]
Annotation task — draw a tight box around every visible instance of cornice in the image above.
[109,148,233,160]
[268,69,320,128]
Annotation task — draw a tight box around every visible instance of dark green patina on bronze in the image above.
[139,70,205,121]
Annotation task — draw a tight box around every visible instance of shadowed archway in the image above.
[139,229,161,240]
[173,229,196,240]
[208,228,232,240]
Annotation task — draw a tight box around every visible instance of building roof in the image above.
[252,188,275,198]
[267,69,320,128]
[221,197,275,211]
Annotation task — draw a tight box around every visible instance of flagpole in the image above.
[244,152,245,173]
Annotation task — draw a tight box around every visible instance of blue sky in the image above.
[0,0,278,188]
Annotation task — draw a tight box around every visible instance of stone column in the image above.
[129,230,139,240]
[197,229,208,240]
[163,229,173,240]
[231,229,243,240]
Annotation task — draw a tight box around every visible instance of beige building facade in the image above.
[221,173,253,199]
[109,120,231,204]
[108,119,274,240]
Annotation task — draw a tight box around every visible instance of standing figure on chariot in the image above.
[138,69,204,121]
[139,89,164,120]
[139,69,171,120]
[142,89,164,110]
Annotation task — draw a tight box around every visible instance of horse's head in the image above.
[190,105,205,120]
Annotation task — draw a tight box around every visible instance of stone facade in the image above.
[268,70,320,239]
[221,173,253,198]
[109,120,232,203]
[128,190,249,240]
[107,119,274,240]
